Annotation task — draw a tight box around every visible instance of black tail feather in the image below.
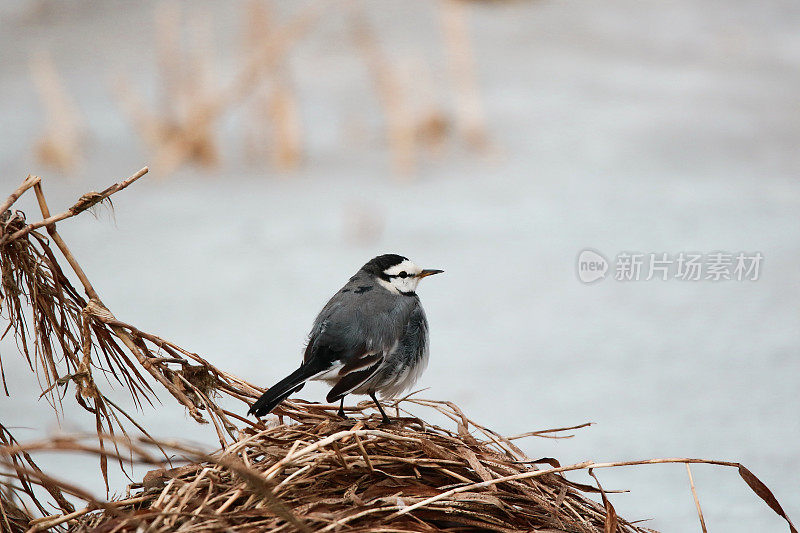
[248,362,325,417]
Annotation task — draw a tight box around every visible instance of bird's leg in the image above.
[337,397,348,419]
[369,391,391,424]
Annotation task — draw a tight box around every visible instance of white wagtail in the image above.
[248,254,443,423]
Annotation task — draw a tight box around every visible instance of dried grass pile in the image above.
[68,399,646,533]
[0,168,796,533]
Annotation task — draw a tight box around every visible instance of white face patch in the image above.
[377,278,400,294]
[382,259,423,294]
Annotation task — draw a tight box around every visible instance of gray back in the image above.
[305,268,420,364]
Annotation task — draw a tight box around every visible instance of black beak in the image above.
[418,269,444,279]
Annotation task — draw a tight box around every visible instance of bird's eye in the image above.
[398,271,408,278]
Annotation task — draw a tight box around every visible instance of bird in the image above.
[248,254,443,424]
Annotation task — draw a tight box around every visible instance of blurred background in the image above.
[1,1,799,531]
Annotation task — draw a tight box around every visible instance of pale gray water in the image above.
[1,1,799,531]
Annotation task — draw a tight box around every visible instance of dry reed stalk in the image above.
[349,4,417,176]
[105,2,483,177]
[402,56,451,152]
[178,7,221,168]
[118,2,322,176]
[439,0,488,149]
[686,464,707,533]
[155,1,182,122]
[30,50,86,173]
[116,3,220,175]
[244,0,304,172]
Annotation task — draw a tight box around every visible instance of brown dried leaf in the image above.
[589,468,619,533]
[457,446,497,491]
[533,457,561,468]
[738,464,797,533]
[418,437,457,460]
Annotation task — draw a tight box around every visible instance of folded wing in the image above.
[326,352,384,403]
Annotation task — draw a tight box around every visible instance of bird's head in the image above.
[363,254,443,295]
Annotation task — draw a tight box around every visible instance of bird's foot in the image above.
[337,397,349,420]
[369,392,393,426]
